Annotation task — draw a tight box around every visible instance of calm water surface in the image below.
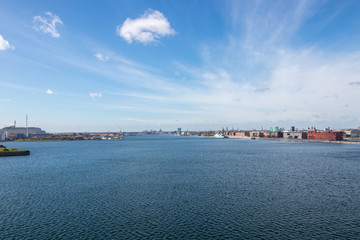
[1,135,360,239]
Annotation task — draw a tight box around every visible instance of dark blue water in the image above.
[1,135,360,239]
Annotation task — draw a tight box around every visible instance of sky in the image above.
[1,0,360,132]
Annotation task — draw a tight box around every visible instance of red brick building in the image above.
[235,132,246,137]
[307,131,343,141]
[224,131,248,137]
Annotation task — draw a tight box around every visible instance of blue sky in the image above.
[1,0,360,132]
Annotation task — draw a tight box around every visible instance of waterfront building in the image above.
[249,131,262,138]
[307,131,343,141]
[224,131,236,136]
[235,132,246,137]
[283,131,307,139]
[344,129,360,138]
[263,131,283,138]
[0,126,46,140]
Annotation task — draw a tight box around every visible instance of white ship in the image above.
[214,132,227,138]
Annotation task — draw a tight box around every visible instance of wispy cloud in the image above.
[0,98,11,102]
[116,9,175,44]
[232,0,317,50]
[0,82,40,92]
[17,1,358,130]
[163,50,360,128]
[349,81,360,86]
[0,34,14,50]
[89,92,102,101]
[33,12,63,38]
[255,87,271,93]
[94,53,109,62]
[159,0,359,128]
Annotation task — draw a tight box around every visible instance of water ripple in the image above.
[1,136,360,239]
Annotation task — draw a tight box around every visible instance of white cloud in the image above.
[89,92,102,101]
[33,12,63,38]
[0,34,14,50]
[116,9,175,44]
[95,53,109,62]
[45,89,58,95]
[0,98,11,102]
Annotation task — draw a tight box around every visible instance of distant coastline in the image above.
[1,134,359,145]
[225,136,360,144]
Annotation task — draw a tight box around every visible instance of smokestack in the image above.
[26,114,29,138]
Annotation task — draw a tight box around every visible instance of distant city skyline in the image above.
[1,0,360,132]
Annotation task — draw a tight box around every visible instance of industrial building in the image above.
[283,131,307,139]
[0,126,46,140]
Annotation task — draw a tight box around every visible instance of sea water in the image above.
[1,135,360,239]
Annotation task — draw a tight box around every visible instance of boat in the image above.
[214,132,228,138]
[0,145,30,157]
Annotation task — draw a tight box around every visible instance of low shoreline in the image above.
[1,138,122,143]
[226,136,360,144]
[2,135,360,145]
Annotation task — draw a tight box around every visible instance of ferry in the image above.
[214,132,228,138]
